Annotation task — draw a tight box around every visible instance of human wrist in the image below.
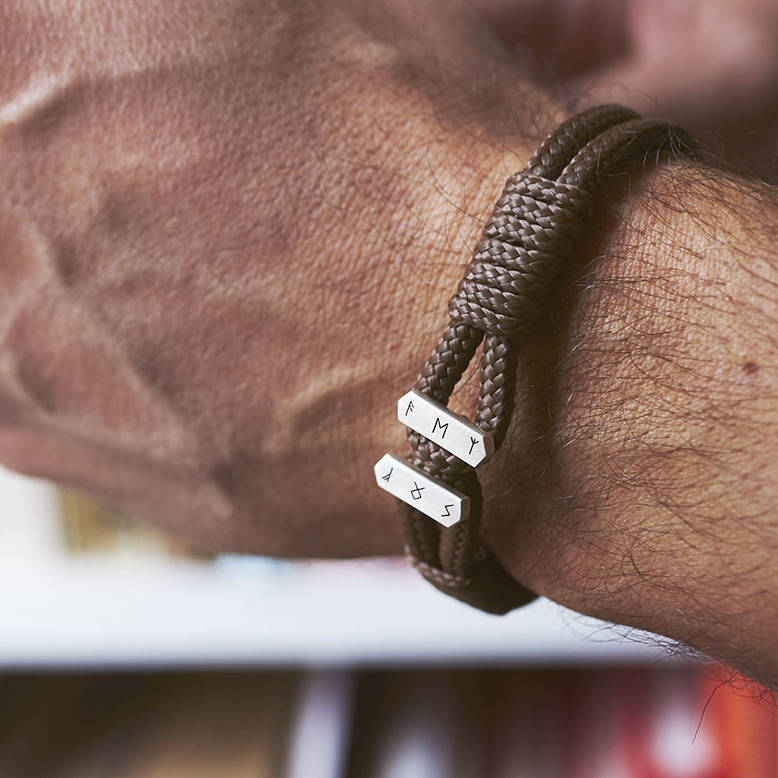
[359,103,549,544]
[388,106,708,613]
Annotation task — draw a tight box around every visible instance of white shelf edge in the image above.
[0,468,692,668]
[0,556,685,668]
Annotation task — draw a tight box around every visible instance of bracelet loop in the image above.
[375,104,698,615]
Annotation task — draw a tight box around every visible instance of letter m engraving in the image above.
[432,417,449,439]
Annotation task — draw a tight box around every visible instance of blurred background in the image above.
[0,466,775,777]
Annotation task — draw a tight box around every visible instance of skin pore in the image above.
[1,0,777,685]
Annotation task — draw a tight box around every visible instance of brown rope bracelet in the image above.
[374,104,698,615]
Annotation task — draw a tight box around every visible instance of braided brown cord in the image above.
[526,104,639,177]
[401,105,697,614]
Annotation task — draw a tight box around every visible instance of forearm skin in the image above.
[483,161,778,685]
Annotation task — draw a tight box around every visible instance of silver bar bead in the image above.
[396,389,495,467]
[373,453,469,527]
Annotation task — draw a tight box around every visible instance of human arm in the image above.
[480,162,778,686]
[2,0,778,685]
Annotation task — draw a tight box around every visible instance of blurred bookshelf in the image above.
[1,667,774,777]
[0,465,677,669]
[5,466,778,778]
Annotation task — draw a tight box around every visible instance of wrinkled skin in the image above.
[0,0,550,555]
